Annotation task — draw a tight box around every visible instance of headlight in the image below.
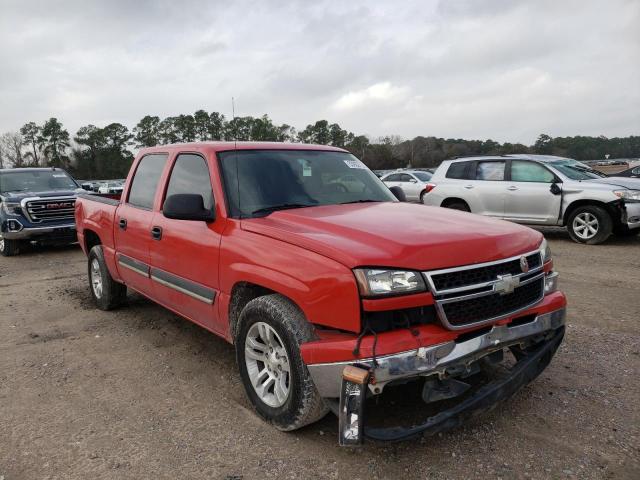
[613,189,640,202]
[353,268,427,297]
[1,201,21,215]
[539,238,552,264]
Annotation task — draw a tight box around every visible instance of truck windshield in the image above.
[0,170,78,194]
[219,150,396,218]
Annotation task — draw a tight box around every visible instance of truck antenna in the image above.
[231,96,237,148]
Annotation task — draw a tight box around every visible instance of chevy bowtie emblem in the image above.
[520,256,529,273]
[494,274,520,295]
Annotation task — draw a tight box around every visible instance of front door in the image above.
[148,153,224,334]
[503,160,562,224]
[114,153,168,297]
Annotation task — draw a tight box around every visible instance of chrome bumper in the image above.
[307,307,566,398]
[1,223,76,240]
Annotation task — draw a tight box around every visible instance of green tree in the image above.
[38,118,70,167]
[133,115,161,148]
[20,122,41,166]
[173,114,196,142]
[534,134,553,154]
[298,120,331,144]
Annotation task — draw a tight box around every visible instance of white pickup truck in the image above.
[423,154,640,244]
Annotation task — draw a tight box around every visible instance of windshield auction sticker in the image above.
[344,159,367,169]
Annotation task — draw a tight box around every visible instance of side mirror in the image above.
[550,183,561,195]
[163,193,215,222]
[409,178,417,183]
[389,186,406,202]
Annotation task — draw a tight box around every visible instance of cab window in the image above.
[127,154,168,209]
[510,161,556,183]
[475,161,505,181]
[165,154,214,210]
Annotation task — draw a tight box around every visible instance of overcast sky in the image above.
[0,0,638,144]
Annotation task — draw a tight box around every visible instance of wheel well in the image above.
[562,200,618,226]
[228,282,276,341]
[441,197,470,209]
[84,229,101,252]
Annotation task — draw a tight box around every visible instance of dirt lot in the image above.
[1,230,639,480]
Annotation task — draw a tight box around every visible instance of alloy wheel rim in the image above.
[244,322,291,408]
[90,258,103,298]
[573,212,599,240]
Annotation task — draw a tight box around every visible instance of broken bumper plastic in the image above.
[308,307,566,399]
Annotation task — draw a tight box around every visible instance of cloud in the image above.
[0,0,638,144]
[332,82,410,111]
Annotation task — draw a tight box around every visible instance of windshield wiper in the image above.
[339,199,381,205]
[250,203,318,217]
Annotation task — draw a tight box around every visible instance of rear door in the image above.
[399,173,422,201]
[468,160,507,218]
[503,160,562,224]
[114,153,168,297]
[148,152,225,334]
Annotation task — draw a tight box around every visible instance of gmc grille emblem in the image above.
[46,202,73,209]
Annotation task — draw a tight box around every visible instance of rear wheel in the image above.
[567,205,612,244]
[236,294,328,431]
[443,200,470,212]
[88,245,127,310]
[0,234,20,257]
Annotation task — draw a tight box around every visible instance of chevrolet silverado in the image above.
[75,142,566,445]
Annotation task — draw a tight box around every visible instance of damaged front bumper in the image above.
[307,307,566,445]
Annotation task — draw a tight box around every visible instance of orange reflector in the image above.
[342,365,370,385]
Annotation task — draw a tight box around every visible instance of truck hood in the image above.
[1,189,79,201]
[241,202,543,270]
[585,177,640,190]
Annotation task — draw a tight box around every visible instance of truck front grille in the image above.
[25,197,76,223]
[441,278,544,327]
[423,251,544,330]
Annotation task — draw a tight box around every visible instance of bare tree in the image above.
[0,132,25,168]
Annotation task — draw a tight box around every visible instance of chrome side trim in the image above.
[307,307,566,398]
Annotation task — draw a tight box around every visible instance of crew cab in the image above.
[75,142,566,445]
[1,167,79,256]
[424,154,640,244]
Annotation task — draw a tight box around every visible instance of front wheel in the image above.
[236,294,328,431]
[0,234,20,257]
[567,205,613,244]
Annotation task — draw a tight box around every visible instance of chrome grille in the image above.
[24,197,76,223]
[423,251,544,330]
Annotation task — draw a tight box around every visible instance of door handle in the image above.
[507,186,518,191]
[119,218,127,230]
[151,226,163,241]
[464,185,474,189]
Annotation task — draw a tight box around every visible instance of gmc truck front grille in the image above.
[424,251,544,330]
[24,197,76,223]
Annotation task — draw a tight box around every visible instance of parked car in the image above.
[423,154,640,244]
[0,167,79,256]
[613,165,640,178]
[98,181,124,195]
[75,142,566,445]
[381,170,434,203]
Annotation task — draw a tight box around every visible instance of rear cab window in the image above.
[127,153,168,209]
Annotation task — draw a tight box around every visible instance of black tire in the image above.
[567,205,613,245]
[0,235,20,257]
[444,200,470,212]
[88,245,127,310]
[420,191,427,204]
[235,294,328,431]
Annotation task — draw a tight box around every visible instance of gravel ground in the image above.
[0,229,639,479]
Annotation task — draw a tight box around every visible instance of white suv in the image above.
[423,154,640,244]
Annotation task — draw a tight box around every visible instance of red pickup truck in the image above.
[75,142,566,445]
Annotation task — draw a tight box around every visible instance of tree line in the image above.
[0,111,638,178]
